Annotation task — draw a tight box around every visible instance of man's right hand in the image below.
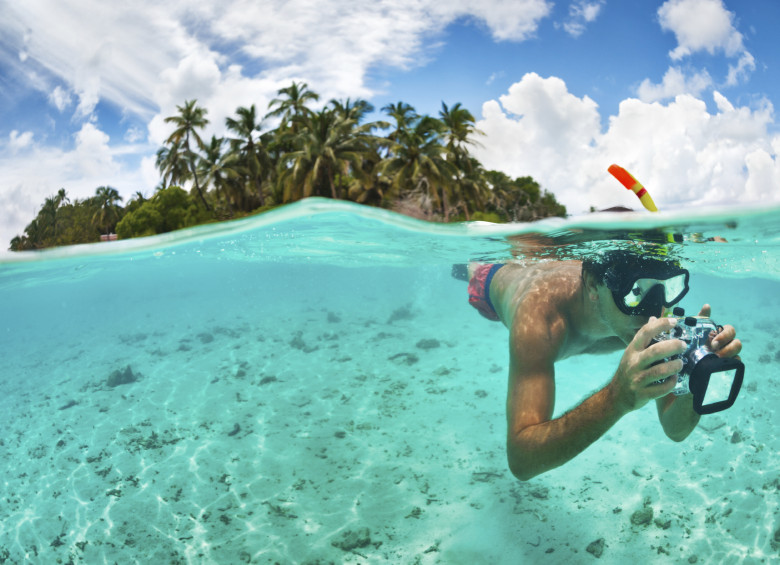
[609,317,687,414]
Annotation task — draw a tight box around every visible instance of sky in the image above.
[1,0,779,247]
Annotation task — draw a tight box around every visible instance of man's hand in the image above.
[610,317,687,414]
[654,304,740,441]
[697,304,742,358]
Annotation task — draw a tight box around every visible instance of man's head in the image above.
[582,249,690,318]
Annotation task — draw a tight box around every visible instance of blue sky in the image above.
[1,0,779,247]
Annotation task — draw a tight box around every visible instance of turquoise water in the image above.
[1,198,779,564]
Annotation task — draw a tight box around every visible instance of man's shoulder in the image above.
[505,262,578,340]
[507,262,581,306]
[503,260,581,287]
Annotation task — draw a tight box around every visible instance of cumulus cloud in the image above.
[74,123,116,178]
[658,0,755,83]
[659,0,741,59]
[637,66,712,102]
[562,0,605,38]
[474,73,779,215]
[0,123,147,247]
[454,0,553,41]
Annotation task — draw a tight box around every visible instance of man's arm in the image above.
[656,393,700,441]
[506,316,685,481]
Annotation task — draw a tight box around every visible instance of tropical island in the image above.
[9,82,566,252]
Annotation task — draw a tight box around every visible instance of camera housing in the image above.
[652,309,744,415]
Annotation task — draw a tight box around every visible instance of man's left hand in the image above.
[697,304,742,358]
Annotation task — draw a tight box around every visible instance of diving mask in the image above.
[607,268,690,317]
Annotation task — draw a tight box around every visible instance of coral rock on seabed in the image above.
[415,338,441,350]
[331,528,371,552]
[106,365,140,387]
[586,538,605,558]
[630,506,654,527]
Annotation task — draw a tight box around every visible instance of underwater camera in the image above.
[652,308,745,415]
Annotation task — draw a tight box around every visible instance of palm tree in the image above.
[23,218,44,249]
[93,186,123,236]
[198,135,244,213]
[279,108,380,202]
[329,98,375,123]
[266,81,320,129]
[124,191,148,215]
[484,170,513,219]
[225,105,270,208]
[438,102,487,219]
[382,102,419,138]
[345,137,387,206]
[377,114,457,219]
[40,188,71,242]
[164,99,211,211]
[156,142,190,189]
[55,188,70,207]
[449,156,489,220]
[439,102,482,154]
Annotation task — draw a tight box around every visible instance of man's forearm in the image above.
[507,383,626,480]
[658,393,700,441]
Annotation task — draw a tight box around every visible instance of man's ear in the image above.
[583,271,600,301]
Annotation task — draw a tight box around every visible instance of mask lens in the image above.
[661,273,687,303]
[621,273,689,311]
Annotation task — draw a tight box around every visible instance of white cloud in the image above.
[474,74,779,215]
[0,1,554,126]
[74,123,116,178]
[658,0,754,83]
[637,66,712,102]
[0,123,150,248]
[124,127,145,144]
[744,137,780,201]
[49,86,73,112]
[562,0,605,38]
[454,0,553,41]
[8,130,34,151]
[486,71,506,86]
[0,2,184,121]
[659,0,741,59]
[726,51,756,86]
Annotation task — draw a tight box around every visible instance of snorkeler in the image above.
[466,250,742,481]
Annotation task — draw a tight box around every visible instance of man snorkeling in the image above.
[465,250,742,481]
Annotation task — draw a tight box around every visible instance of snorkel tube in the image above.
[608,164,658,212]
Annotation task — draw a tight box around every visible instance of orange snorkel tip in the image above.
[608,164,658,212]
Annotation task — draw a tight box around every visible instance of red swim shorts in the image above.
[468,264,503,321]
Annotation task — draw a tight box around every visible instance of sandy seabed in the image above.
[0,266,778,564]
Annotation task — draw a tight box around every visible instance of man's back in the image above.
[489,261,605,360]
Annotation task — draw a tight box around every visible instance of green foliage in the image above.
[482,172,567,222]
[9,189,111,250]
[470,211,503,223]
[116,187,207,238]
[116,205,164,238]
[11,84,570,251]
